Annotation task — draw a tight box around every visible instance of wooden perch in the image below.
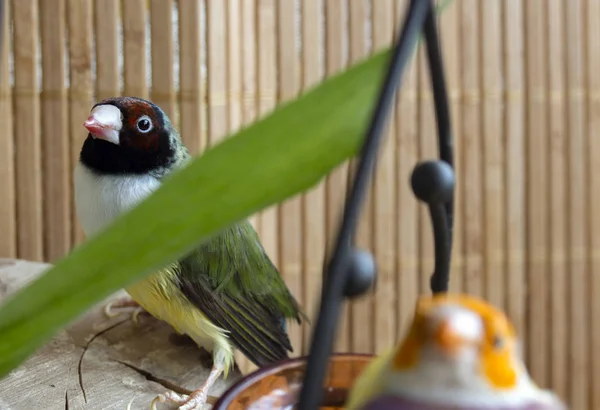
[0,259,241,410]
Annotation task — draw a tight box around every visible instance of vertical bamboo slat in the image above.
[150,0,175,120]
[394,0,420,336]
[275,0,303,358]
[40,0,69,262]
[547,0,568,400]
[439,0,463,295]
[226,0,246,373]
[300,0,325,353]
[348,0,373,355]
[235,0,258,374]
[208,3,243,372]
[502,0,526,345]
[256,1,279,324]
[68,0,93,247]
[227,0,242,134]
[122,0,148,99]
[206,0,228,146]
[565,0,589,407]
[178,0,204,155]
[523,0,549,387]
[324,0,350,354]
[371,0,396,355]
[240,0,257,134]
[12,0,43,261]
[459,0,483,297]
[94,0,120,100]
[587,1,600,408]
[480,0,504,312]
[208,4,240,372]
[0,0,15,258]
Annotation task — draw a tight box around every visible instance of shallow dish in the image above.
[212,353,375,410]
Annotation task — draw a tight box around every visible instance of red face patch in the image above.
[118,98,162,152]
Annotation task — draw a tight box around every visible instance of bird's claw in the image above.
[130,306,146,324]
[103,298,149,324]
[103,300,122,318]
[150,365,221,410]
[151,390,209,410]
[150,391,187,410]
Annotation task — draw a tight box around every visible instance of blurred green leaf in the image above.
[0,49,390,376]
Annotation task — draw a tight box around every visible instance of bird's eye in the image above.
[136,115,153,133]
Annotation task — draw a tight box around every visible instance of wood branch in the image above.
[0,259,241,410]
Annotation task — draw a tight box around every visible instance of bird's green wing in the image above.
[175,220,307,367]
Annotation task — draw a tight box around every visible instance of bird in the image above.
[345,293,566,410]
[73,96,306,410]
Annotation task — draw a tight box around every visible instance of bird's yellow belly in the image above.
[124,266,227,354]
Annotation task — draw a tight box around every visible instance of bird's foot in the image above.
[150,390,210,410]
[150,365,223,410]
[103,297,149,324]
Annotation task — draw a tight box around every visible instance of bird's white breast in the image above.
[74,162,162,238]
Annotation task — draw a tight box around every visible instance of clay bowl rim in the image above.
[212,352,376,409]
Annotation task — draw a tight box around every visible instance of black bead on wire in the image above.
[296,0,455,408]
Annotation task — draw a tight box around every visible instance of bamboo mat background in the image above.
[0,1,598,409]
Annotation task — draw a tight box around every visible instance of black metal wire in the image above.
[296,0,437,408]
[428,201,451,292]
[422,3,455,294]
[423,5,454,256]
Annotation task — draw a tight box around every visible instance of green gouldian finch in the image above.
[346,293,566,410]
[74,96,306,410]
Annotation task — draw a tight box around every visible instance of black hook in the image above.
[411,160,454,294]
[296,0,455,408]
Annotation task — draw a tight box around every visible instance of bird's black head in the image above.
[80,96,180,175]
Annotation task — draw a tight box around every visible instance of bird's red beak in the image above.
[84,115,113,140]
[84,116,102,134]
[83,104,122,145]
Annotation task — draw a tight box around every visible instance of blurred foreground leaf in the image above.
[0,49,390,376]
